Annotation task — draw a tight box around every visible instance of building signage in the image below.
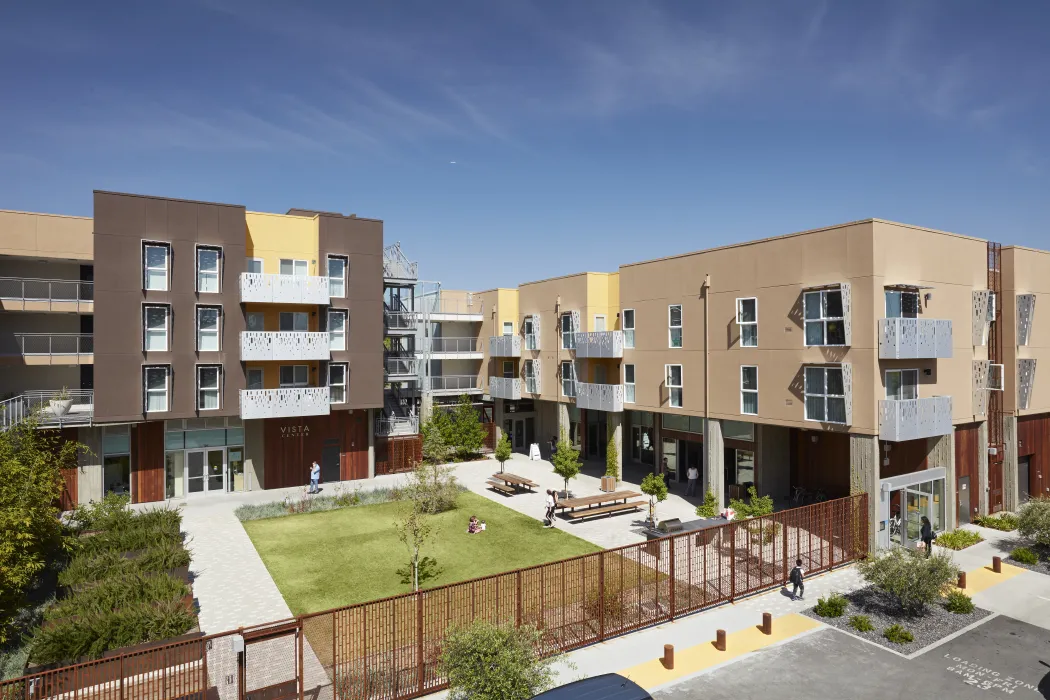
[280,425,310,438]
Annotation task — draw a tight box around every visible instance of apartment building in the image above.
[477,220,1049,549]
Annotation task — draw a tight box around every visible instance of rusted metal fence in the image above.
[0,495,867,700]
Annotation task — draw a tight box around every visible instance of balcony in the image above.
[240,332,330,361]
[489,335,522,357]
[428,337,482,359]
[878,318,952,359]
[575,382,625,412]
[385,356,420,379]
[239,273,330,305]
[376,415,419,436]
[489,376,521,400]
[1,390,94,430]
[426,297,484,322]
[384,306,420,334]
[574,331,624,358]
[429,375,483,395]
[0,277,93,313]
[13,333,93,365]
[240,387,330,419]
[879,396,953,442]
[383,242,418,281]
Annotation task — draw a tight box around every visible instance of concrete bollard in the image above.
[761,612,772,635]
[957,571,967,589]
[662,644,674,670]
[992,556,1002,574]
[714,629,727,652]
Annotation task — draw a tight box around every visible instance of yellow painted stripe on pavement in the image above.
[959,562,1026,595]
[621,613,821,690]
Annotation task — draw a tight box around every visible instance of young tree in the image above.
[1018,496,1050,547]
[494,433,512,474]
[551,432,581,496]
[695,490,718,518]
[394,502,433,592]
[640,472,669,526]
[439,621,559,700]
[604,434,619,480]
[450,395,487,459]
[421,411,452,465]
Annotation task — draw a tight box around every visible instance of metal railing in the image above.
[375,415,420,436]
[879,396,953,442]
[239,272,330,305]
[424,297,484,317]
[428,337,481,354]
[15,333,93,355]
[878,318,952,359]
[488,335,522,357]
[240,331,331,361]
[428,375,482,393]
[574,330,624,358]
[0,277,93,306]
[489,376,521,400]
[385,356,420,376]
[383,242,418,280]
[1,390,94,430]
[385,309,421,332]
[575,382,625,412]
[239,387,330,419]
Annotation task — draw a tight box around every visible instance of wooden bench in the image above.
[486,479,516,495]
[493,473,539,491]
[563,501,644,520]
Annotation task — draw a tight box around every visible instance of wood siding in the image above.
[880,438,930,479]
[375,435,423,476]
[131,421,166,504]
[1018,413,1050,500]
[790,429,850,498]
[262,411,371,489]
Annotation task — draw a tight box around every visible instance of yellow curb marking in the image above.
[958,562,1026,595]
[621,613,821,690]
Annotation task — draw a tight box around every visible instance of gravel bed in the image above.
[802,586,991,655]
[1006,543,1050,576]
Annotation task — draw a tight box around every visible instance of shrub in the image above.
[68,493,133,532]
[746,520,781,544]
[849,614,874,632]
[439,621,559,700]
[1010,546,1039,565]
[695,490,718,518]
[858,547,957,615]
[935,529,984,550]
[813,593,848,618]
[46,573,188,622]
[1018,497,1050,547]
[882,624,914,644]
[728,486,774,520]
[973,513,1019,531]
[605,436,619,479]
[944,590,975,614]
[234,486,401,521]
[403,462,460,514]
[58,542,190,587]
[584,585,625,626]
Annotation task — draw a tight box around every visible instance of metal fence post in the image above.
[516,570,522,628]
[729,528,736,602]
[598,552,606,641]
[417,592,425,695]
[668,537,676,621]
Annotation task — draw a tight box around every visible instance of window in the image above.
[737,298,757,347]
[279,365,309,387]
[246,312,265,332]
[524,360,537,393]
[741,366,758,415]
[503,321,514,336]
[144,365,170,413]
[279,312,309,332]
[524,317,536,350]
[885,290,919,319]
[623,309,635,348]
[885,369,918,401]
[280,259,308,276]
[594,315,606,332]
[144,305,169,351]
[561,361,575,397]
[103,426,131,496]
[733,449,755,486]
[328,256,347,298]
[196,246,221,293]
[804,289,845,346]
[666,364,683,407]
[197,365,221,410]
[328,310,347,351]
[669,305,682,348]
[329,363,347,403]
[624,364,636,403]
[144,243,170,291]
[197,306,221,351]
[561,314,574,350]
[246,257,264,274]
[246,368,264,390]
[503,361,514,378]
[804,366,846,423]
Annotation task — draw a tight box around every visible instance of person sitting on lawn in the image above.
[467,515,481,534]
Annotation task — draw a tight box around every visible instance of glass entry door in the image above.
[186,448,226,495]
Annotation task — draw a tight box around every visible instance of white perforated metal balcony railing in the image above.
[15,333,93,356]
[574,330,624,358]
[1,390,94,430]
[239,387,330,419]
[428,337,482,355]
[489,335,522,357]
[240,332,331,361]
[878,318,953,359]
[878,396,953,442]
[575,382,625,412]
[239,273,330,305]
[489,376,521,400]
[428,375,483,393]
[0,277,94,310]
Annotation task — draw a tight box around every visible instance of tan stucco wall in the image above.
[1003,246,1050,415]
[0,210,94,261]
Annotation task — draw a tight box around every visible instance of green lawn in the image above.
[243,491,600,614]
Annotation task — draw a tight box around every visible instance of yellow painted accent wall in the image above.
[585,272,620,331]
[495,288,519,332]
[245,212,320,276]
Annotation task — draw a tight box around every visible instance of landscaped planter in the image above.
[26,629,205,684]
[600,476,617,492]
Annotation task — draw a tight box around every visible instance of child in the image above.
[467,515,480,534]
[789,559,805,601]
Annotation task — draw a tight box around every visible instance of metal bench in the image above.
[563,501,644,520]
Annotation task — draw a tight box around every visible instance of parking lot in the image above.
[655,616,1050,699]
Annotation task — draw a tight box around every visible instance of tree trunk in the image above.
[413,547,420,592]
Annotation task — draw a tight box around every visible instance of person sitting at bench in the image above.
[467,515,481,534]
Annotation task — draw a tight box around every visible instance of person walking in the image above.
[789,559,805,601]
[920,516,935,558]
[544,489,556,528]
[308,460,321,494]
[686,464,699,497]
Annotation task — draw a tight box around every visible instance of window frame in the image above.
[736,297,758,348]
[804,365,847,424]
[524,316,536,350]
[279,311,309,332]
[560,314,574,350]
[803,288,846,347]
[502,321,514,336]
[885,368,919,401]
[196,305,222,352]
[668,304,683,348]
[246,312,266,332]
[143,304,170,352]
[144,365,170,413]
[196,245,222,294]
[502,360,514,379]
[279,258,309,277]
[328,309,348,351]
[622,309,635,349]
[885,289,920,319]
[594,314,606,332]
[328,362,348,404]
[624,363,636,404]
[327,255,348,298]
[665,364,683,408]
[196,364,222,411]
[740,365,758,415]
[246,257,264,274]
[143,242,170,291]
[561,360,575,398]
[246,368,264,391]
[279,364,310,388]
[523,359,537,393]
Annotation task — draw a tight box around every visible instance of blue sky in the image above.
[1,1,1048,290]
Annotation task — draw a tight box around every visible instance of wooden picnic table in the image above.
[554,490,644,520]
[486,472,538,495]
[556,490,641,511]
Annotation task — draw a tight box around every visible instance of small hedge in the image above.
[934,529,984,550]
[883,624,914,644]
[58,543,190,588]
[813,593,848,618]
[849,615,874,632]
[1010,547,1039,565]
[973,513,1019,531]
[46,572,188,622]
[944,590,975,614]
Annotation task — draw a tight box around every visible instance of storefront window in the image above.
[185,429,229,449]
[103,454,131,496]
[735,449,755,486]
[662,414,704,434]
[661,438,677,479]
[228,447,245,492]
[165,451,185,499]
[722,420,755,442]
[931,479,945,533]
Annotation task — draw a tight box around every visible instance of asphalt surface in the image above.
[655,616,1050,699]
